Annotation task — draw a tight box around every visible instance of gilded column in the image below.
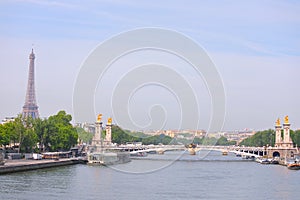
[92,114,103,145]
[105,118,112,145]
[275,118,282,147]
[283,116,293,148]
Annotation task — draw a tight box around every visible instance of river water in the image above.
[1,151,299,200]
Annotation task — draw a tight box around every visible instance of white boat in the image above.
[88,152,130,165]
[255,157,270,164]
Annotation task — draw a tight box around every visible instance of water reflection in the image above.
[1,151,300,200]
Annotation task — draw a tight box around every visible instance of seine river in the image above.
[1,151,300,200]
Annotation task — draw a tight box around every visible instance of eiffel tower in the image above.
[22,49,39,119]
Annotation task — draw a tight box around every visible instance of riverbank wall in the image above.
[0,158,85,175]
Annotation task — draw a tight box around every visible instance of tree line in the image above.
[239,129,300,147]
[7,113,297,153]
[0,111,78,153]
[193,136,236,146]
[110,126,236,146]
[111,125,173,145]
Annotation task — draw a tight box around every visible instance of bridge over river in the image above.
[117,145,266,158]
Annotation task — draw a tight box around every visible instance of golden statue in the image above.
[97,114,102,122]
[276,118,280,126]
[284,115,289,124]
[107,117,112,125]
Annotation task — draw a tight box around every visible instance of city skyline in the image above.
[0,0,299,131]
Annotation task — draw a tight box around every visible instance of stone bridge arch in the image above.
[272,151,280,157]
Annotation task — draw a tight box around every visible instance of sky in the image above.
[0,0,299,131]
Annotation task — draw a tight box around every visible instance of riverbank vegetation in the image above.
[0,111,78,153]
[76,127,93,144]
[111,126,236,146]
[193,136,236,146]
[111,125,172,145]
[240,129,300,147]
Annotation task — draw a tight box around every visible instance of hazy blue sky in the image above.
[0,0,299,131]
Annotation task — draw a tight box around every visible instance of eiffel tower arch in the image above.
[22,49,39,119]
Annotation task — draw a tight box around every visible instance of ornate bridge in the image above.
[127,145,265,158]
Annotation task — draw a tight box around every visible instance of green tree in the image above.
[1,111,79,153]
[240,129,275,147]
[47,111,78,151]
[76,127,93,144]
[14,115,28,153]
[291,130,300,147]
[0,124,10,147]
[193,137,203,145]
[3,115,38,153]
[216,136,236,146]
[141,134,172,145]
[21,127,37,153]
[111,125,140,144]
[111,125,172,145]
[201,137,218,145]
[33,118,50,152]
[0,121,19,148]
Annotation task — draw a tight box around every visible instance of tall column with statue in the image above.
[92,114,103,146]
[275,118,282,148]
[105,117,112,145]
[283,115,293,148]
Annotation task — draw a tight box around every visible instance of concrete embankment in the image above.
[0,158,85,175]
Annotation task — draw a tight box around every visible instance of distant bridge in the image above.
[120,145,266,158]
